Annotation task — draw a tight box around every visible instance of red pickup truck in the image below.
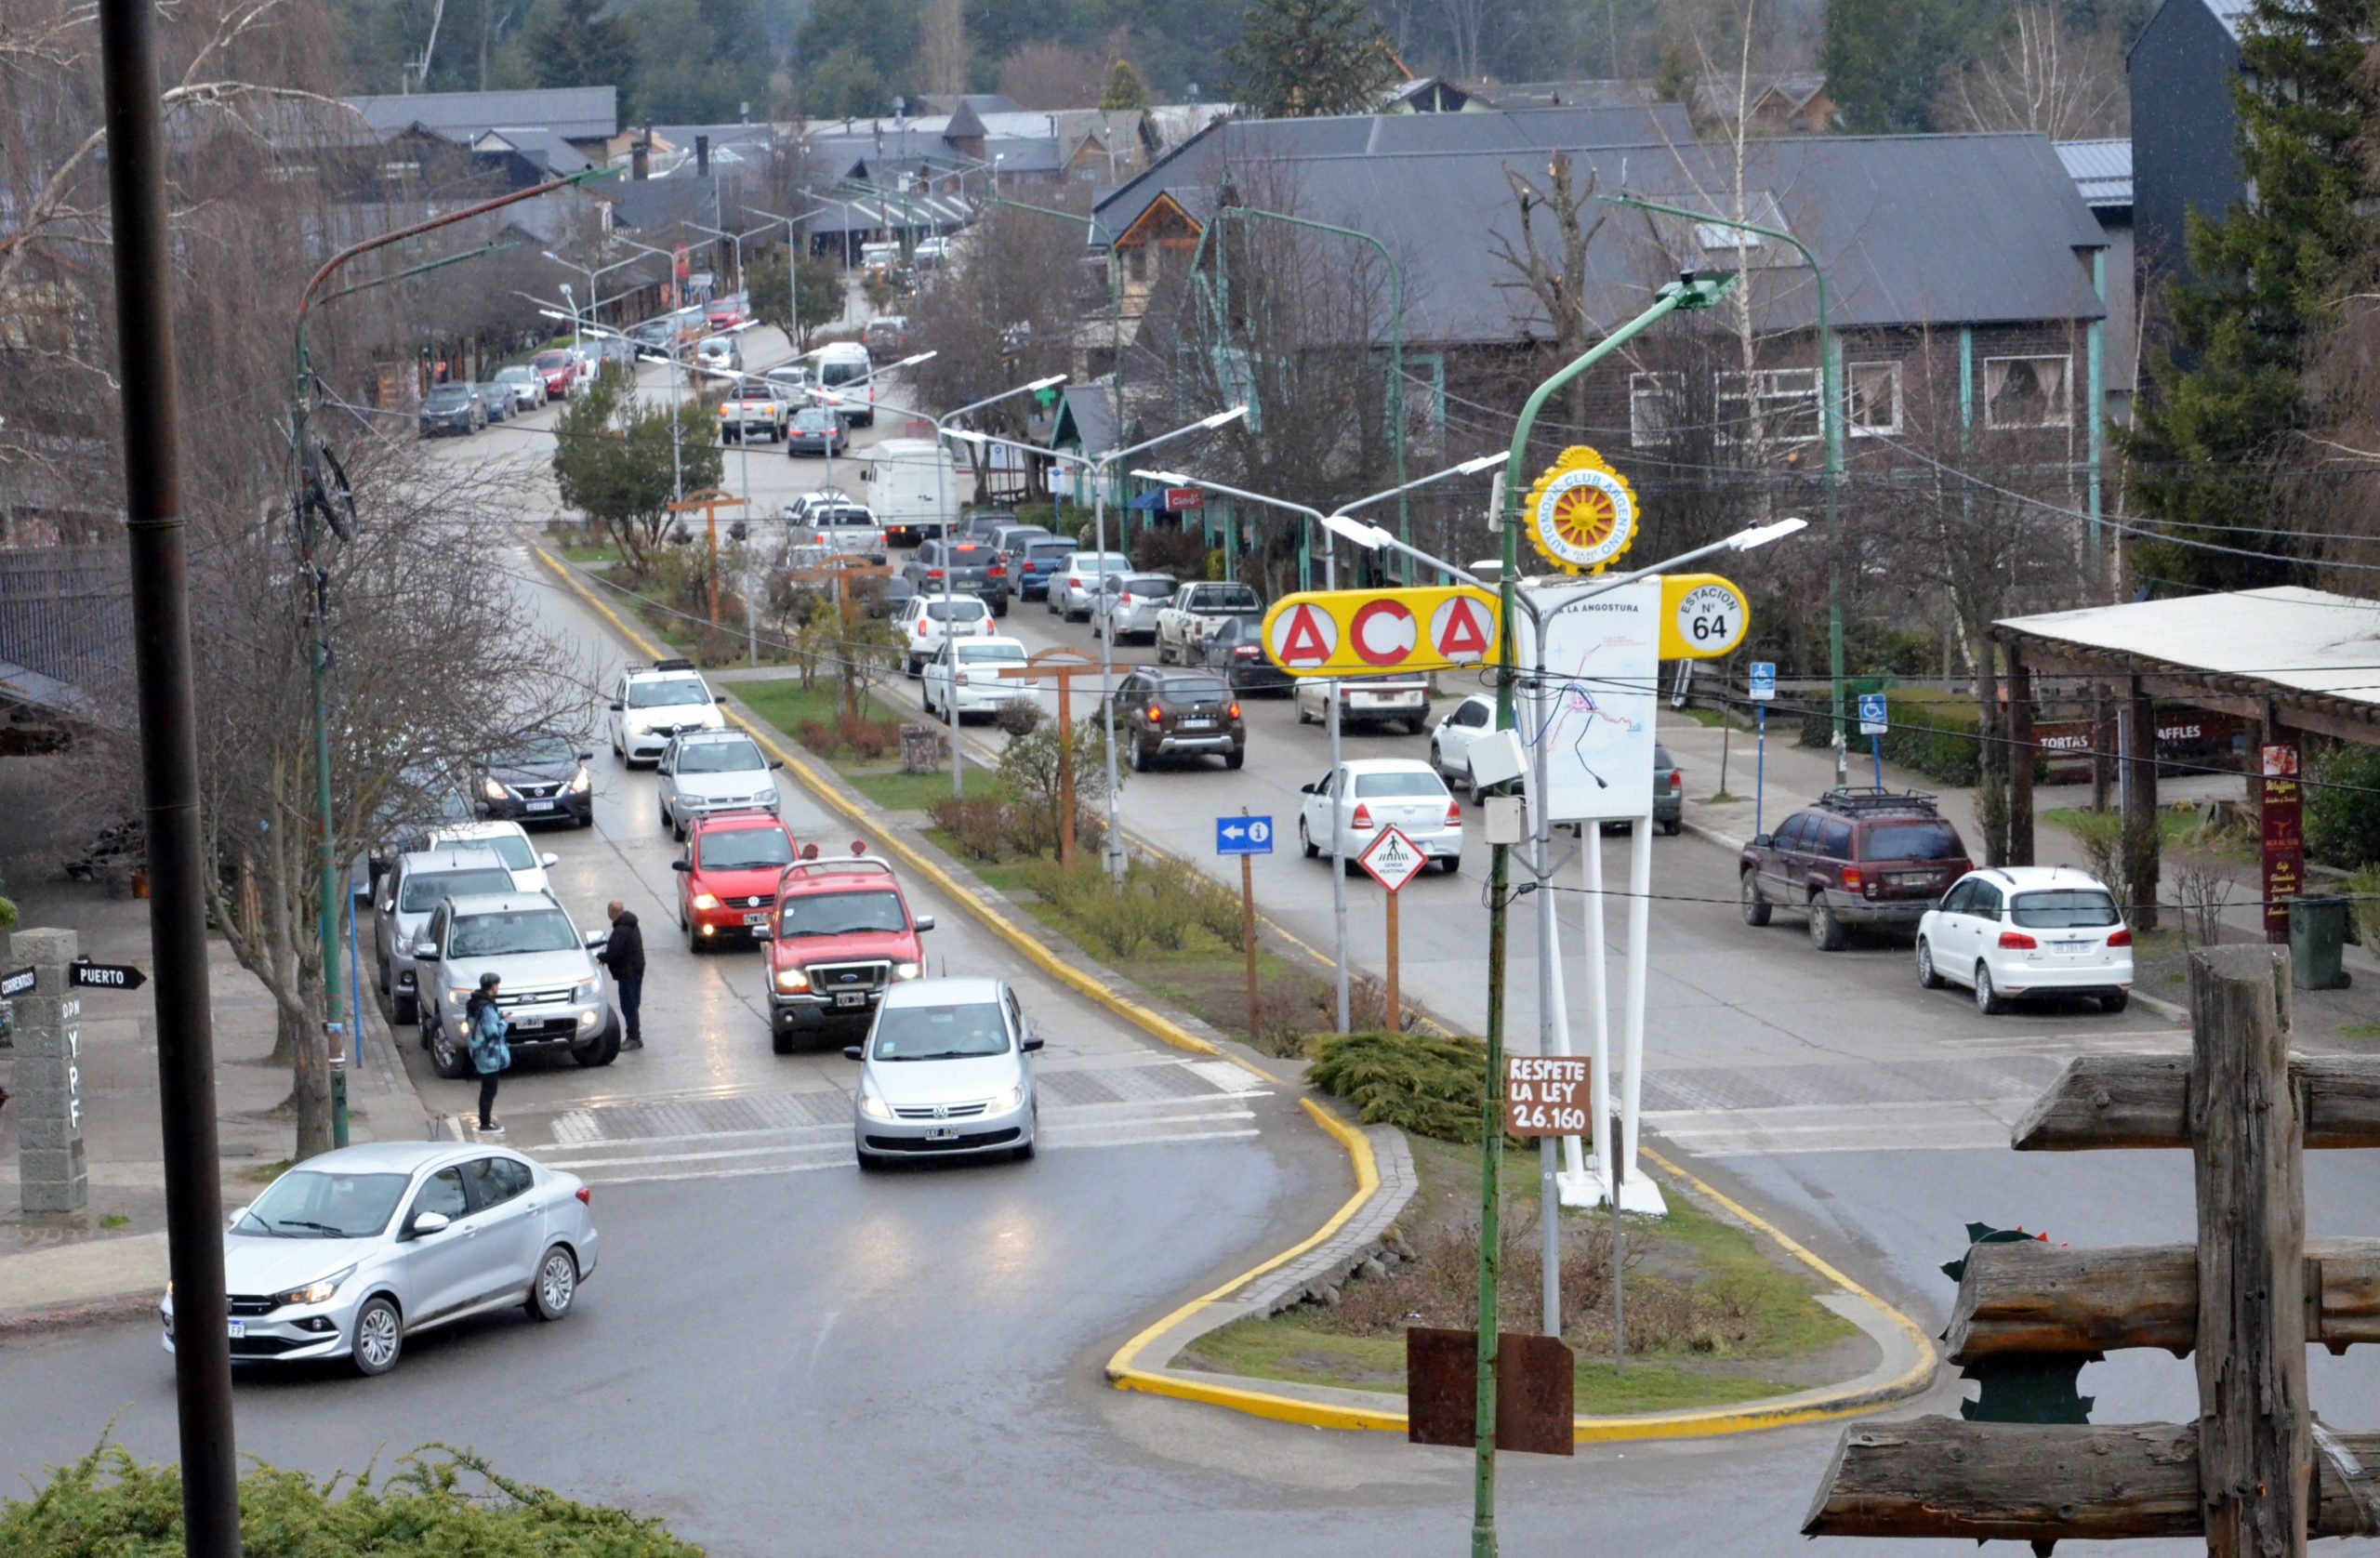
[764,852,934,1051]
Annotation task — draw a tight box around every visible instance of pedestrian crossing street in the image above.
[475,1053,1271,1184]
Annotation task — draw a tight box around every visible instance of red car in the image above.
[673,810,798,952]
[705,295,747,331]
[531,349,579,399]
[764,851,932,1052]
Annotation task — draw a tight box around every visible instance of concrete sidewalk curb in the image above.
[0,1290,161,1340]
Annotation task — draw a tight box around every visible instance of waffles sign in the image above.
[1523,446,1639,574]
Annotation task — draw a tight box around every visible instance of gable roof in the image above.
[472,127,595,178]
[2055,139,2133,210]
[1050,380,1119,458]
[349,87,617,143]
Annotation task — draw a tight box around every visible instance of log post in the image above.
[2190,944,2307,1558]
[2007,640,2035,866]
[2122,676,2161,931]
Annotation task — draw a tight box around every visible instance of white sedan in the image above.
[922,637,1046,721]
[1916,865,2133,1014]
[1297,759,1463,871]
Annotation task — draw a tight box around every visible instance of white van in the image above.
[862,437,959,548]
[814,340,875,427]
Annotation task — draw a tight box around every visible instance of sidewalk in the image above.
[1657,708,2378,1045]
[0,879,430,1330]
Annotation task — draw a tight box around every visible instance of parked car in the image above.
[416,383,483,437]
[1012,537,1076,601]
[530,349,579,399]
[410,890,620,1076]
[1427,694,1681,827]
[674,810,798,952]
[785,405,849,457]
[1916,866,2133,1014]
[956,508,1016,543]
[1739,787,1975,951]
[922,636,1040,722]
[1051,550,1129,621]
[628,319,675,353]
[417,820,556,896]
[472,733,593,828]
[905,538,1010,614]
[767,852,932,1050]
[493,365,546,410]
[865,574,918,619]
[656,729,783,839]
[704,293,747,331]
[1296,675,1431,734]
[369,847,516,1024]
[160,1141,597,1377]
[1114,668,1246,771]
[847,976,1038,1168]
[606,659,724,766]
[471,383,514,423]
[985,523,1051,565]
[1198,614,1291,695]
[894,593,994,675]
[695,334,743,373]
[1092,572,1176,643]
[911,236,951,269]
[864,316,910,354]
[763,362,815,398]
[1298,759,1462,870]
[814,341,875,426]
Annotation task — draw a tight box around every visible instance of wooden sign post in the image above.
[667,487,746,627]
[1804,945,2380,1554]
[1356,825,1428,1024]
[996,648,1103,867]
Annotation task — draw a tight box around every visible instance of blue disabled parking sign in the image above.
[1858,693,1889,735]
[1216,816,1274,856]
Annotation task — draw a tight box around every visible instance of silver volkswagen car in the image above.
[161,1141,599,1377]
[845,977,1041,1168]
[656,729,783,839]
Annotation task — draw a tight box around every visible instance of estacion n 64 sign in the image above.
[1523,446,1638,575]
[1262,587,1502,678]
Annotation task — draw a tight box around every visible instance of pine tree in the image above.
[1818,0,1995,133]
[1100,58,1152,112]
[1221,0,1401,118]
[2122,0,2380,590]
[521,0,634,93]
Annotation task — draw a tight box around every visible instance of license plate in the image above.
[2054,940,2090,954]
[1182,719,1214,731]
[926,1127,959,1142]
[525,800,556,812]
[743,912,770,927]
[228,1320,245,1339]
[835,991,866,1009]
[1358,693,1404,706]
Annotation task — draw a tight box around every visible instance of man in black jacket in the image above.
[601,900,646,1050]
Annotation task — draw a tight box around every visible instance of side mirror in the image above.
[913,914,935,932]
[671,860,692,873]
[408,1210,451,1239]
[410,940,437,960]
[585,931,610,952]
[1022,1036,1045,1052]
[769,759,785,771]
[540,852,559,868]
[1750,834,1772,849]
[1299,783,1317,796]
[841,1045,865,1061]
[608,701,624,712]
[578,750,594,762]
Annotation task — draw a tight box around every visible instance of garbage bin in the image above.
[2288,893,2352,991]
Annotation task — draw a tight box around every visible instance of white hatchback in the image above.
[922,636,1043,720]
[1051,551,1129,622]
[1298,759,1463,871]
[422,820,557,896]
[897,595,993,676]
[1916,866,2133,1014]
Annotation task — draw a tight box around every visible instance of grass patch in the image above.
[734,679,899,743]
[98,1212,129,1230]
[556,540,619,564]
[2045,806,2199,848]
[849,767,1006,812]
[2344,1021,2380,1040]
[239,1158,293,1184]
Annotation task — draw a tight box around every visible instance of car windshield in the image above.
[1355,772,1448,799]
[820,360,866,387]
[780,889,906,937]
[236,1168,410,1239]
[793,410,837,429]
[1203,585,1262,609]
[814,508,873,527]
[628,676,709,708]
[424,388,469,407]
[441,832,535,871]
[401,867,514,912]
[1162,677,1229,701]
[496,367,533,383]
[2011,889,2122,929]
[494,735,575,768]
[449,908,579,957]
[872,1001,1008,1061]
[1027,541,1075,560]
[533,353,568,369]
[958,642,1024,664]
[700,828,794,871]
[677,740,764,773]
[1120,576,1176,599]
[924,601,986,622]
[1863,822,1964,861]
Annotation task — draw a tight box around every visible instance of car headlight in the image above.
[625,718,651,736]
[892,961,920,981]
[858,1092,892,1120]
[275,1264,355,1307]
[691,892,720,910]
[568,767,591,794]
[774,967,809,992]
[572,979,599,1005]
[480,776,508,801]
[988,1085,1025,1112]
[445,986,473,1006]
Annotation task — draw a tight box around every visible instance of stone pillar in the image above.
[15,927,86,1215]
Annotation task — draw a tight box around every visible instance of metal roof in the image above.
[2056,139,2133,209]
[1050,382,1119,458]
[349,87,617,142]
[2202,0,2254,39]
[472,127,594,177]
[1998,588,2380,714]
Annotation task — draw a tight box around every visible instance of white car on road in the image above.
[1051,550,1129,621]
[849,976,1042,1168]
[1297,758,1463,871]
[896,594,993,676]
[1429,693,1500,786]
[1916,866,2133,1014]
[655,729,784,839]
[493,365,546,411]
[421,820,556,896]
[1091,572,1176,644]
[607,659,725,765]
[922,636,1042,721]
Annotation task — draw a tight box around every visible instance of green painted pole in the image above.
[1476,272,1735,1558]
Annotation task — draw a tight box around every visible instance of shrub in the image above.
[994,699,1047,737]
[930,797,1019,862]
[0,1440,701,1555]
[1793,685,2043,790]
[792,712,899,761]
[1017,855,1245,959]
[2306,741,2380,869]
[1250,983,1322,1057]
[1306,1031,1493,1143]
[1130,525,1210,579]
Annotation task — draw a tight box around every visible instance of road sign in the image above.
[0,967,33,998]
[1164,487,1204,512]
[1661,575,1750,659]
[1505,1054,1591,1138]
[1215,815,1274,856]
[68,960,146,991]
[1749,661,1777,702]
[1260,587,1503,678]
[1357,825,1429,893]
[1858,693,1888,735]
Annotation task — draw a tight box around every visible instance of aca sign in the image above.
[1262,587,1502,678]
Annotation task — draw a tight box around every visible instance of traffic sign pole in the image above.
[1242,852,1259,1043]
[1384,888,1400,1034]
[1750,662,1776,838]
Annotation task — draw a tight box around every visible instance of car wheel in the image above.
[1296,700,1315,726]
[430,1026,469,1079]
[772,1026,795,1055]
[906,654,922,678]
[1975,963,2006,1015]
[855,1146,884,1172]
[1807,896,1845,951]
[1012,1137,1036,1162]
[376,956,390,997]
[1129,733,1148,772]
[392,987,418,1027]
[993,599,1008,618]
[575,810,593,829]
[2101,989,2130,1014]
[573,1021,622,1067]
[1301,819,1319,859]
[1224,748,1245,771]
[527,1246,578,1321]
[1739,875,1771,927]
[1663,818,1683,836]
[350,1296,403,1377]
[1916,937,1943,989]
[1407,716,1428,736]
[1438,854,1461,875]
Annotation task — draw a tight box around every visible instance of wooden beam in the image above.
[1946,1238,2380,1362]
[2011,1055,2380,1151]
[1802,1419,2380,1540]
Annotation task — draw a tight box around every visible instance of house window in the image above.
[1846,361,1902,436]
[1715,367,1818,443]
[1124,244,1150,284]
[1984,355,2070,429]
[1628,372,1686,448]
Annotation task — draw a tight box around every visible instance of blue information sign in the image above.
[1748,662,1777,703]
[1216,816,1274,856]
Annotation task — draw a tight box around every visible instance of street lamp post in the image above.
[690,218,772,303]
[612,236,690,502]
[542,249,641,349]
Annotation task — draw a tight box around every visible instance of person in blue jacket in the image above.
[465,971,511,1134]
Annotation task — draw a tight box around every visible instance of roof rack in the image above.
[777,855,896,884]
[1812,786,1941,816]
[651,657,697,672]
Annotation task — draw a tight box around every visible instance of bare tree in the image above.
[996,40,1107,110]
[916,0,970,101]
[1488,152,1608,433]
[1937,3,2127,141]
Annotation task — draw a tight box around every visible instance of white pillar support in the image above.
[1616,817,1666,1214]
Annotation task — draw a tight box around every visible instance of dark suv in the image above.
[1738,788,1973,951]
[905,538,1009,614]
[1114,668,1246,771]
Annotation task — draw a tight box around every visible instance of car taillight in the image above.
[916,623,928,637]
[575,1186,591,1206]
[1226,703,1241,720]
[1352,803,1375,829]
[1669,771,1683,789]
[987,565,1005,577]
[1842,866,1863,891]
[1146,704,1164,722]
[927,569,944,580]
[2108,928,2134,947]
[1999,931,2038,950]
[1446,802,1462,827]
[1234,645,1259,658]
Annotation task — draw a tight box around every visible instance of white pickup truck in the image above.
[1153,580,1265,666]
[784,500,887,565]
[718,386,788,444]
[1294,676,1433,735]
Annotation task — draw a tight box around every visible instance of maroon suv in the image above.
[1739,789,1973,951]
